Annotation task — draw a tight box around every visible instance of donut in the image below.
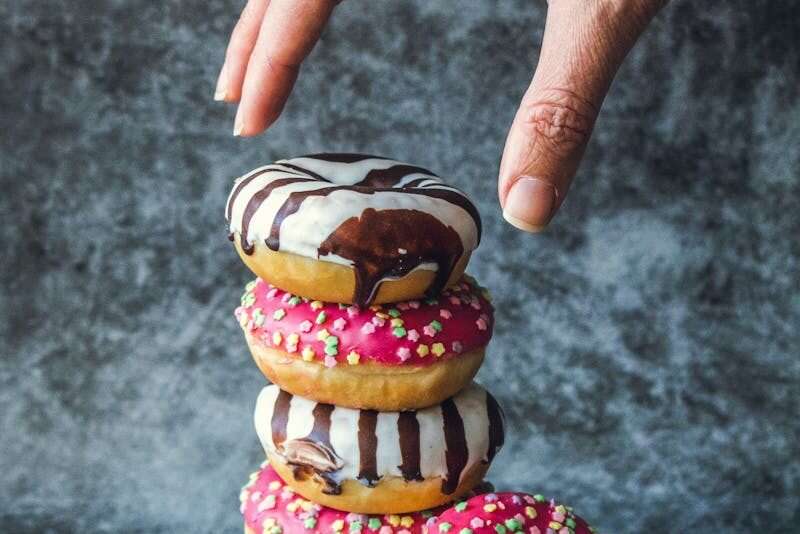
[235,276,493,410]
[428,492,597,534]
[225,153,482,306]
[239,462,496,534]
[253,382,505,514]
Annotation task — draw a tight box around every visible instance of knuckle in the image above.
[520,88,597,157]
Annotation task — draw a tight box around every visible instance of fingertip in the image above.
[501,176,559,233]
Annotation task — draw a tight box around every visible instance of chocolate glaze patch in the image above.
[318,208,464,307]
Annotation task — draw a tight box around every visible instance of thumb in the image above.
[499,0,664,232]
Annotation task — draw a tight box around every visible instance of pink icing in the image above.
[429,492,596,534]
[240,462,435,534]
[241,466,599,534]
[235,276,493,366]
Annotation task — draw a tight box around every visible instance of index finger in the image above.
[234,0,338,136]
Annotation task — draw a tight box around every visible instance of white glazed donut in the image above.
[226,153,482,306]
[254,382,505,513]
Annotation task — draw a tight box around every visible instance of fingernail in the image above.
[214,64,227,101]
[233,112,244,136]
[502,176,558,232]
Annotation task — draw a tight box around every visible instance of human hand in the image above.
[214,0,665,232]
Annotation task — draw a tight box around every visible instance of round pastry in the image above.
[225,153,482,306]
[240,462,496,534]
[428,492,597,534]
[253,382,505,514]
[235,276,493,410]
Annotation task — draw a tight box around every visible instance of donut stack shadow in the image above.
[228,155,596,534]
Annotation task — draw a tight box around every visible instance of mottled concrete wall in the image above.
[1,1,798,532]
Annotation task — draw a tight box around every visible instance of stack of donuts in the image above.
[227,154,599,533]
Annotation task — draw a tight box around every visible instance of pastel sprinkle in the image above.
[452,341,463,353]
[252,308,265,326]
[408,301,420,309]
[407,329,420,342]
[423,325,437,337]
[367,518,382,530]
[476,317,488,330]
[552,512,565,522]
[439,309,453,319]
[388,516,400,527]
[431,343,446,357]
[266,287,278,299]
[505,519,522,531]
[371,316,386,327]
[470,518,485,529]
[245,280,257,291]
[316,329,331,341]
[375,312,390,320]
[483,504,498,512]
[390,318,404,327]
[272,332,282,346]
[299,320,313,333]
[301,347,315,361]
[392,326,407,338]
[400,516,414,528]
[304,517,318,529]
[454,501,468,512]
[533,495,546,503]
[494,526,506,534]
[287,333,299,345]
[347,306,360,318]
[268,481,281,491]
[378,528,392,534]
[361,322,376,335]
[332,519,345,532]
[485,494,499,502]
[525,506,538,519]
[324,344,339,356]
[439,522,452,533]
[347,351,361,365]
[430,320,443,331]
[350,521,363,533]
[416,344,430,357]
[273,309,286,320]
[548,522,563,531]
[460,530,473,534]
[324,335,339,346]
[324,355,338,368]
[397,347,412,361]
[388,309,401,318]
[259,494,276,510]
[566,518,576,528]
[310,301,323,310]
[333,318,347,331]
[316,311,327,324]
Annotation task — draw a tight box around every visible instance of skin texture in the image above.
[214,0,666,232]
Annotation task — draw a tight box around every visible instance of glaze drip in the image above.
[441,398,468,494]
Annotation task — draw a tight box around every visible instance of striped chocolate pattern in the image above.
[226,154,482,306]
[255,383,504,496]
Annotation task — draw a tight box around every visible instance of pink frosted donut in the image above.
[235,275,493,410]
[428,492,597,534]
[240,462,464,534]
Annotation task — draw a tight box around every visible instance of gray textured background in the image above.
[1,1,799,532]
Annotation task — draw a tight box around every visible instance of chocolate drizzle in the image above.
[441,398,468,494]
[226,154,482,305]
[270,389,293,451]
[318,208,464,306]
[285,403,344,495]
[239,177,318,254]
[397,411,423,481]
[357,410,380,486]
[485,391,505,464]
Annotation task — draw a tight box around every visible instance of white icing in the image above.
[226,156,480,269]
[253,383,500,487]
